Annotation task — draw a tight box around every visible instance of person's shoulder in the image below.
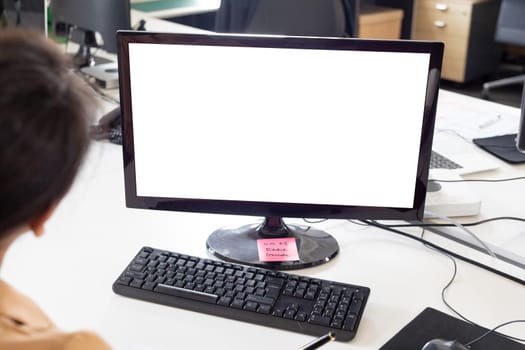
[62,330,111,350]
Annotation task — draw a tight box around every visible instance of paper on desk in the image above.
[435,90,521,140]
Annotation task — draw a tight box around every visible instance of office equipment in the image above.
[421,339,468,350]
[90,106,122,144]
[0,0,46,34]
[429,151,461,170]
[431,132,499,176]
[412,0,500,83]
[113,247,370,341]
[214,0,359,37]
[117,31,443,269]
[424,171,482,218]
[50,0,131,67]
[81,62,119,89]
[379,307,525,350]
[481,0,525,97]
[473,83,525,163]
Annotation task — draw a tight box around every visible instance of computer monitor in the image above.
[50,0,130,66]
[0,0,47,34]
[117,31,443,270]
[518,87,525,152]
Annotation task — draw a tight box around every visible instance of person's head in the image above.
[0,29,96,240]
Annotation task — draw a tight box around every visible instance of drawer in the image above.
[413,28,469,81]
[413,0,472,39]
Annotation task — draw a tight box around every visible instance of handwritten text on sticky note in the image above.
[257,237,299,262]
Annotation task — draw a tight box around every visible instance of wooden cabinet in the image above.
[412,0,501,82]
[359,4,404,39]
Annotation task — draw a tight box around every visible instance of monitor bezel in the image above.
[117,31,443,222]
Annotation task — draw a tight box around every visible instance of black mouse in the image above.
[422,339,469,350]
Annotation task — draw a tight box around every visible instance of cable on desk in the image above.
[420,231,525,345]
[465,320,525,346]
[300,217,525,342]
[361,219,525,286]
[374,216,525,228]
[424,210,496,258]
[366,220,525,343]
[433,176,525,183]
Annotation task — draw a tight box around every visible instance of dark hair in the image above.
[0,29,96,234]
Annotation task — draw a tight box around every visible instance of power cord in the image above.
[420,230,525,345]
[375,216,525,228]
[305,217,525,342]
[362,220,525,286]
[433,176,525,183]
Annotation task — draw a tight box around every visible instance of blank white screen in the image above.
[129,42,430,208]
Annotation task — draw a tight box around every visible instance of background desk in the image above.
[2,91,525,349]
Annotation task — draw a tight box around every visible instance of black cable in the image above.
[364,220,525,343]
[433,176,525,183]
[465,320,525,346]
[423,240,478,325]
[303,218,328,224]
[361,220,525,286]
[376,216,525,228]
[420,232,525,345]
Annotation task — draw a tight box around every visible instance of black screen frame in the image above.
[117,31,443,222]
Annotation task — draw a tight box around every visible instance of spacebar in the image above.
[155,284,218,304]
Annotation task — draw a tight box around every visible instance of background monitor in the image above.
[518,87,525,152]
[0,0,47,34]
[117,32,443,270]
[50,0,130,66]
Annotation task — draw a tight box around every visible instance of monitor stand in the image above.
[206,216,339,270]
[72,30,111,68]
[473,134,525,164]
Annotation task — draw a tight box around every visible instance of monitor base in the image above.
[473,133,525,164]
[206,217,339,270]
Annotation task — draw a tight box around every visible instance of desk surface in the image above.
[2,91,525,349]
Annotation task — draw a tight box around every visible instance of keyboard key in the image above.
[155,284,218,304]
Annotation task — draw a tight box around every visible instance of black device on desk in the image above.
[113,31,443,340]
[50,0,131,67]
[380,307,525,350]
[114,247,370,341]
[474,85,525,163]
[116,31,443,270]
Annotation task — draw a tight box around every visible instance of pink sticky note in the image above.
[257,237,299,262]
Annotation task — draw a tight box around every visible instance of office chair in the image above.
[214,0,359,38]
[481,0,525,98]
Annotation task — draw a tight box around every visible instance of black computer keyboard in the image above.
[113,247,370,341]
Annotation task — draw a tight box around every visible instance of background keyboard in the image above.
[113,247,370,341]
[430,150,463,170]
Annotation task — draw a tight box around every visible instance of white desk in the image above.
[2,91,525,349]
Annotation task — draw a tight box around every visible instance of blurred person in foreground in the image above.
[0,29,110,349]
